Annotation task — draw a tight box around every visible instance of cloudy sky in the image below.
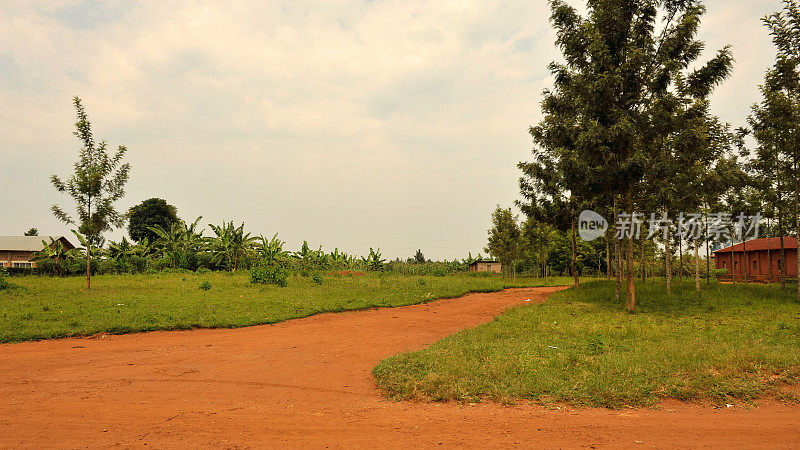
[0,0,782,260]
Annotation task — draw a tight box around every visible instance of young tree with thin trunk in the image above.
[761,2,800,299]
[51,96,130,289]
[485,206,522,281]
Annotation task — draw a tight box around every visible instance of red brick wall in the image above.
[0,251,36,268]
[716,249,797,279]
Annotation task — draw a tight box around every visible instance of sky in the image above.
[0,0,784,260]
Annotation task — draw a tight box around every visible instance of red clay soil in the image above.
[1,287,799,448]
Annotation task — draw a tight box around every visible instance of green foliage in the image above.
[412,249,426,264]
[24,228,38,236]
[128,198,179,243]
[250,264,289,287]
[31,238,79,276]
[199,281,212,291]
[362,248,385,271]
[256,233,289,266]
[207,221,257,271]
[148,217,204,269]
[519,0,734,307]
[485,206,520,274]
[312,272,324,285]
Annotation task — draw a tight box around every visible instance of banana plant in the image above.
[148,217,204,268]
[107,237,135,261]
[361,247,385,271]
[257,233,289,265]
[293,241,314,263]
[207,221,257,271]
[32,238,77,276]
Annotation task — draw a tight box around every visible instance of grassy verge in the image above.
[373,280,800,408]
[0,272,570,343]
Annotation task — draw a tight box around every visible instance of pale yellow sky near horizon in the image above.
[0,0,782,260]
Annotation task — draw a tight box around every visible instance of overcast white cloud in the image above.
[0,0,784,259]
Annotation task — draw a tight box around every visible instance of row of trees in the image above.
[484,205,725,281]
[506,0,800,312]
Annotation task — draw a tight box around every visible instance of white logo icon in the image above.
[578,210,608,242]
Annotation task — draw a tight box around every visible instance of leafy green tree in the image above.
[530,0,732,311]
[413,249,426,264]
[50,96,130,289]
[128,198,179,243]
[520,218,555,278]
[24,228,38,236]
[748,67,798,289]
[761,1,800,300]
[485,206,521,280]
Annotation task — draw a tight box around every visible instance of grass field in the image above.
[373,280,800,408]
[0,272,570,343]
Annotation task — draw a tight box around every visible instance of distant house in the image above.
[712,237,797,281]
[0,236,75,268]
[468,260,502,273]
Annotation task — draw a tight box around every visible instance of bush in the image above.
[312,272,323,285]
[250,264,289,287]
[199,281,212,291]
[0,277,9,290]
[710,268,728,279]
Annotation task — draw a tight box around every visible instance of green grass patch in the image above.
[373,280,800,408]
[0,272,570,343]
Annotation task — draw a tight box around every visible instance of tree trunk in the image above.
[743,233,748,282]
[780,233,786,291]
[679,234,683,285]
[626,190,636,313]
[641,237,647,283]
[606,232,612,279]
[705,212,711,285]
[731,249,736,287]
[571,219,579,289]
[694,241,700,292]
[768,217,772,289]
[665,209,671,294]
[614,198,621,301]
[796,184,799,301]
[86,243,91,290]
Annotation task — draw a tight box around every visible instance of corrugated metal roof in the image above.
[0,236,74,252]
[713,237,798,253]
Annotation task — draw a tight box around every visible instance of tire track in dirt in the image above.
[1,286,799,448]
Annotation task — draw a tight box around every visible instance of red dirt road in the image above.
[1,286,799,448]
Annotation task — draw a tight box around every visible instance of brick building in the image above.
[0,236,75,268]
[712,237,797,281]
